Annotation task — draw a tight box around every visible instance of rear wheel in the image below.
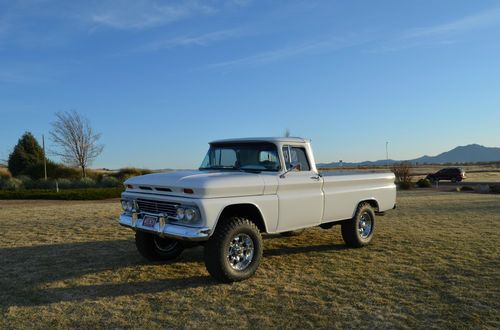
[204,217,263,283]
[341,203,375,247]
[135,231,184,261]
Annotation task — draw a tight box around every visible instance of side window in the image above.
[283,146,311,171]
[290,147,311,171]
[282,146,291,169]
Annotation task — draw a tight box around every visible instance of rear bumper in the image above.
[119,213,211,241]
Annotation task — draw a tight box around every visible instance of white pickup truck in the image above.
[119,137,396,282]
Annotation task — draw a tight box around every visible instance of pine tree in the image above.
[8,132,45,177]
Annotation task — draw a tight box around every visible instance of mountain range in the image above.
[317,144,500,168]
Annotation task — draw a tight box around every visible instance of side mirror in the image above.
[280,163,301,178]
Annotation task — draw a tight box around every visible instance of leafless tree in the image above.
[50,110,104,177]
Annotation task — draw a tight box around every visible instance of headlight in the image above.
[121,199,135,213]
[176,207,185,220]
[176,206,199,223]
[184,208,197,221]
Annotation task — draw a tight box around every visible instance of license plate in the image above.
[142,215,157,227]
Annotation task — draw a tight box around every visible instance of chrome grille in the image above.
[136,199,179,217]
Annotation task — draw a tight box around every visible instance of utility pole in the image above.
[386,141,389,167]
[42,134,47,180]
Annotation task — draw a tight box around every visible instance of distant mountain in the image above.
[412,144,500,164]
[318,144,500,167]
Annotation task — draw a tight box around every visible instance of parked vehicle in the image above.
[426,167,466,183]
[119,137,397,282]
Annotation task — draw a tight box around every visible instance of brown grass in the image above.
[0,167,12,179]
[0,191,499,328]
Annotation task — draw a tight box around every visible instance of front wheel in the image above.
[135,231,184,261]
[341,203,375,247]
[204,217,263,283]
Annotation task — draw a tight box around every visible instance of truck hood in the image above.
[124,170,265,198]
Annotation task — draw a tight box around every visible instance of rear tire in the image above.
[204,217,263,283]
[341,203,375,247]
[135,231,184,261]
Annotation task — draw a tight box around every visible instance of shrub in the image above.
[56,178,73,189]
[73,177,97,188]
[99,176,122,188]
[0,178,23,191]
[24,161,80,180]
[16,175,32,186]
[0,167,12,180]
[0,188,123,200]
[398,181,413,190]
[460,186,475,192]
[26,179,56,189]
[112,167,153,180]
[391,162,413,189]
[416,178,432,188]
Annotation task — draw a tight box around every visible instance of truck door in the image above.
[277,145,324,231]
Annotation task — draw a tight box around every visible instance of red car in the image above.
[426,168,466,183]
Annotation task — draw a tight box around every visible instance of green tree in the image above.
[8,132,45,177]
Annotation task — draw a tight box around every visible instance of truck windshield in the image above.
[199,143,280,172]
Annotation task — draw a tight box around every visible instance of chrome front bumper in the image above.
[119,213,211,241]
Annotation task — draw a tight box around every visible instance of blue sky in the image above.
[1,0,499,169]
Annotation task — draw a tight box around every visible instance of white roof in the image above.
[210,137,310,144]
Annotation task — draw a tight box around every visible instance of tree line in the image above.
[7,110,103,179]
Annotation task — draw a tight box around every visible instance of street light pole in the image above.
[386,141,389,167]
[42,134,47,180]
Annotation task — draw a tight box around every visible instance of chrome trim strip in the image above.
[119,214,210,241]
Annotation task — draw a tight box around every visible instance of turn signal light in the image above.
[183,188,194,194]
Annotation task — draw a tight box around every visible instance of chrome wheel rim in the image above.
[153,236,177,253]
[358,212,373,239]
[228,233,254,271]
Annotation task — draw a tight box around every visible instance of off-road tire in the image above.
[135,231,184,261]
[341,203,375,248]
[204,217,263,283]
[280,229,305,237]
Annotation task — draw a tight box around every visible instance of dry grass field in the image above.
[1,190,499,329]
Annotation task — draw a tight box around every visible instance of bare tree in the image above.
[50,110,103,177]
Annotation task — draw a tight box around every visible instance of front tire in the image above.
[204,217,263,283]
[135,231,184,261]
[341,203,375,247]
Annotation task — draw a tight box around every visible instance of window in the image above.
[283,146,310,171]
[200,143,280,172]
[214,148,237,167]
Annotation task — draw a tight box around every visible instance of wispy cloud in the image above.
[203,35,365,70]
[88,0,217,30]
[372,7,500,53]
[132,28,246,52]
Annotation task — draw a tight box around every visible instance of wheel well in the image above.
[359,199,379,212]
[217,204,267,233]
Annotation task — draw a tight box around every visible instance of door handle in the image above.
[310,176,321,181]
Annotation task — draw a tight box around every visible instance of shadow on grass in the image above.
[0,238,348,308]
[0,239,213,308]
